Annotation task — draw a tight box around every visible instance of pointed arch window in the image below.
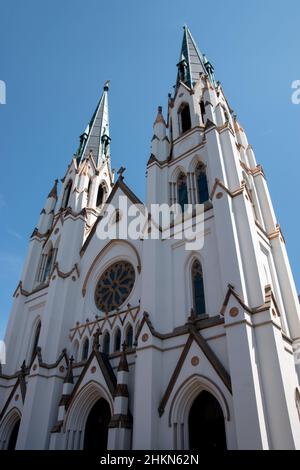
[103,332,110,355]
[192,260,206,315]
[114,329,121,352]
[82,338,89,361]
[96,185,105,207]
[72,340,79,362]
[87,178,92,205]
[62,180,72,209]
[177,173,188,211]
[42,247,54,283]
[200,101,206,125]
[179,103,191,134]
[196,164,209,204]
[30,320,41,363]
[125,325,133,349]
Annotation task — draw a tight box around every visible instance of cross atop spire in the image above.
[76,81,111,167]
[176,25,216,90]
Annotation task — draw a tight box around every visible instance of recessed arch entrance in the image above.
[169,374,230,450]
[0,408,21,450]
[64,381,113,450]
[83,397,111,450]
[188,390,226,450]
[7,419,20,450]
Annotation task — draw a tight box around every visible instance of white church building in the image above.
[1,26,300,450]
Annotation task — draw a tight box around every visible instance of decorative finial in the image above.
[48,179,58,199]
[103,80,110,91]
[118,342,129,372]
[154,106,166,125]
[93,328,101,350]
[117,166,126,180]
[64,355,74,384]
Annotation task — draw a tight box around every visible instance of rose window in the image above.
[94,261,135,312]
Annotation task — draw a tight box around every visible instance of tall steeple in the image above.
[176,25,216,90]
[76,81,111,167]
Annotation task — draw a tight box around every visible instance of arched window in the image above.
[200,101,206,125]
[114,328,121,352]
[62,180,72,209]
[72,340,79,362]
[192,260,206,315]
[103,332,110,355]
[125,325,133,348]
[82,338,89,361]
[42,247,54,282]
[177,173,188,211]
[242,171,258,221]
[179,103,191,134]
[196,164,209,204]
[96,185,105,207]
[30,320,41,363]
[87,179,92,205]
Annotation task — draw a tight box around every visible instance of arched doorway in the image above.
[83,398,111,450]
[7,419,20,450]
[188,391,226,450]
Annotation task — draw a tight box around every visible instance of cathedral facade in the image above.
[1,26,300,450]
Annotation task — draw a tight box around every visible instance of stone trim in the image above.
[136,311,224,342]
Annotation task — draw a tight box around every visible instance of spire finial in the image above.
[76,82,110,166]
[118,342,129,372]
[117,166,126,180]
[176,26,215,90]
[64,355,74,384]
[47,179,58,199]
[154,106,166,125]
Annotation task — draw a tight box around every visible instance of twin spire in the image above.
[76,80,111,167]
[176,25,216,90]
[75,27,215,165]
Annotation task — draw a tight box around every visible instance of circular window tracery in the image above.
[94,261,135,312]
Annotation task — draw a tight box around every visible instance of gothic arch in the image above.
[170,165,187,184]
[168,374,229,449]
[62,179,73,209]
[113,327,121,352]
[187,155,206,174]
[0,407,21,450]
[96,180,108,207]
[72,339,79,362]
[184,254,206,317]
[177,101,192,134]
[124,322,134,348]
[102,330,111,355]
[81,337,90,361]
[64,380,113,449]
[27,316,41,364]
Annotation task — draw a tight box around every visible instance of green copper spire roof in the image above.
[76,81,111,167]
[176,26,216,89]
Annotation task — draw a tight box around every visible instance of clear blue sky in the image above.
[0,0,299,339]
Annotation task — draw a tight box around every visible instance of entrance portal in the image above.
[188,390,226,450]
[83,398,111,450]
[7,419,20,450]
